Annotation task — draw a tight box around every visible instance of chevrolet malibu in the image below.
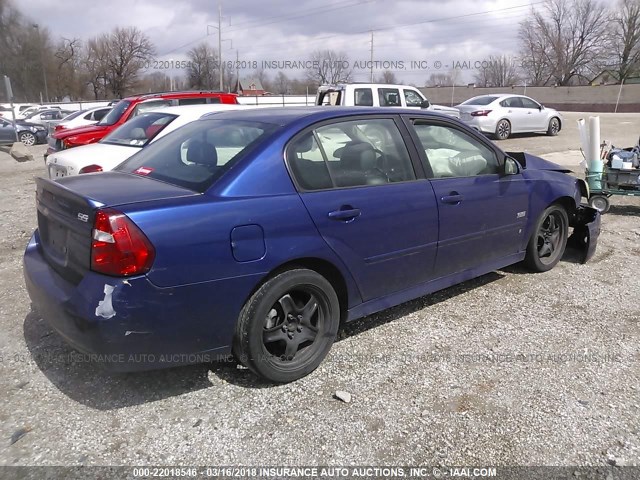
[24,107,600,383]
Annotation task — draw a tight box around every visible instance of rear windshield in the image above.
[101,112,178,147]
[115,119,275,192]
[62,110,86,121]
[98,100,131,126]
[461,96,498,106]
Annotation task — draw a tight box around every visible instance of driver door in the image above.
[0,119,15,143]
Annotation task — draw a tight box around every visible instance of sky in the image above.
[24,0,571,84]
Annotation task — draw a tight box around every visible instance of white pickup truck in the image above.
[315,83,460,118]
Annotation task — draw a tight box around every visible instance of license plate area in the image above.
[48,164,67,178]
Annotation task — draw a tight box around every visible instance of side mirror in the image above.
[539,105,544,110]
[420,99,430,109]
[503,156,520,175]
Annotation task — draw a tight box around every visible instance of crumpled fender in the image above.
[567,205,601,263]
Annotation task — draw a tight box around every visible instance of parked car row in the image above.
[23,88,600,383]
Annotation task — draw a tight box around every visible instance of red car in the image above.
[46,91,238,158]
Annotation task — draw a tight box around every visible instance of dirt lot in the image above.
[0,113,638,468]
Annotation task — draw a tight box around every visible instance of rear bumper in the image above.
[23,231,256,371]
[568,205,601,263]
[459,116,497,134]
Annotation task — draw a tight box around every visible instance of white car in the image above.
[316,83,461,118]
[46,104,256,178]
[456,94,563,140]
[53,106,112,133]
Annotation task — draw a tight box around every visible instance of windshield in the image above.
[101,112,178,147]
[116,119,276,192]
[98,100,131,126]
[461,96,499,106]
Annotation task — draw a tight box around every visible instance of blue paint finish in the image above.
[23,107,601,371]
[231,225,265,262]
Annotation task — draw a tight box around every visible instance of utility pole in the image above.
[32,24,49,103]
[218,3,223,91]
[370,31,374,83]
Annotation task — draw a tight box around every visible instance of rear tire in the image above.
[524,205,569,272]
[547,117,561,136]
[588,195,610,214]
[233,269,340,383]
[494,119,511,140]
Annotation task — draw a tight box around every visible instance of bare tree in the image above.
[425,72,454,86]
[376,70,397,83]
[608,0,640,81]
[101,27,155,97]
[473,55,522,87]
[186,42,219,90]
[253,69,272,93]
[305,50,352,85]
[273,71,290,94]
[82,36,110,99]
[518,0,609,86]
[53,37,82,100]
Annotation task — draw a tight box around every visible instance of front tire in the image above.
[547,117,561,136]
[524,205,569,272]
[494,119,511,140]
[19,131,36,146]
[233,269,340,383]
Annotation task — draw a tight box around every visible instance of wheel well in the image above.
[250,258,349,323]
[551,116,562,130]
[552,196,578,224]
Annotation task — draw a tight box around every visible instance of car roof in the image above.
[146,103,253,120]
[122,90,238,101]
[200,106,452,126]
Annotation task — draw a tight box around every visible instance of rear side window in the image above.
[179,98,208,106]
[354,88,373,106]
[378,88,401,107]
[93,108,109,121]
[116,119,274,192]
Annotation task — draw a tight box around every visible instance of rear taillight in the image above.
[471,110,492,117]
[54,125,65,132]
[79,164,103,174]
[91,208,155,277]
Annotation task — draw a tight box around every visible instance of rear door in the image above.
[405,117,529,278]
[287,116,439,301]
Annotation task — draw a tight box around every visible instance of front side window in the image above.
[520,97,540,109]
[412,122,499,178]
[287,118,416,190]
[378,88,401,107]
[116,119,273,192]
[101,112,178,147]
[404,89,424,107]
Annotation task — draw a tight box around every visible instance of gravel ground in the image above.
[0,114,639,468]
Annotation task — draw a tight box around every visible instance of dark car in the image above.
[23,107,600,383]
[0,117,47,146]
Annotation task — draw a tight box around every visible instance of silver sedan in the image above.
[456,94,562,140]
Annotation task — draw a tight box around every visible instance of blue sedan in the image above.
[23,107,600,382]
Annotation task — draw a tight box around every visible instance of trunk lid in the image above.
[35,172,197,283]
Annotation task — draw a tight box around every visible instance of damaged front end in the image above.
[508,151,601,264]
[568,205,601,264]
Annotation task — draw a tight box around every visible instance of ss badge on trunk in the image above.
[77,213,89,223]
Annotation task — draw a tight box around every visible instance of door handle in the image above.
[328,207,361,221]
[441,193,464,205]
